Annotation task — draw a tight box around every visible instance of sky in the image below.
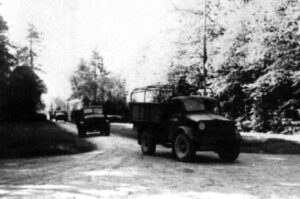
[0,0,180,105]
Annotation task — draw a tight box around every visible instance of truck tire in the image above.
[141,130,156,155]
[217,142,240,162]
[173,133,195,162]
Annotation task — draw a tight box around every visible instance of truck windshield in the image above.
[183,98,218,113]
[83,107,103,115]
[93,108,103,114]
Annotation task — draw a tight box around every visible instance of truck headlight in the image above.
[198,122,206,130]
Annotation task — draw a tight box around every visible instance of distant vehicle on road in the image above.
[49,110,55,121]
[54,110,68,122]
[67,98,84,122]
[76,106,110,137]
[129,85,241,162]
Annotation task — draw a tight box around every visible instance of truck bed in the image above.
[130,102,167,123]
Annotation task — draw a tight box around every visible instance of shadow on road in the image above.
[153,150,237,164]
[0,121,96,159]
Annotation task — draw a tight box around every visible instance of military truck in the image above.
[129,85,241,162]
[76,105,110,137]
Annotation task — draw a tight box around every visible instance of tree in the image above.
[211,0,300,131]
[0,15,15,119]
[15,24,43,70]
[169,0,240,85]
[52,97,67,110]
[90,50,109,79]
[169,0,300,132]
[70,50,125,104]
[90,50,109,100]
[27,23,42,69]
[70,58,96,100]
[0,13,47,121]
[7,66,47,120]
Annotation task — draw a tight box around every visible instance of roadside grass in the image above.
[241,132,300,154]
[0,122,96,159]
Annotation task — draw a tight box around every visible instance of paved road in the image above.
[0,123,300,199]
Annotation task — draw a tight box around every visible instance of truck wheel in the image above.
[141,130,156,155]
[173,133,195,162]
[218,143,240,162]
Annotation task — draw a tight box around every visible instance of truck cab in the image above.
[130,85,241,162]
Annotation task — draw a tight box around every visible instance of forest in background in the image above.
[168,0,300,133]
[69,50,127,117]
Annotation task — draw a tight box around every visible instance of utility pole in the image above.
[203,0,208,88]
[195,0,209,96]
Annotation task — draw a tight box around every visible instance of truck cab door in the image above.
[168,100,183,140]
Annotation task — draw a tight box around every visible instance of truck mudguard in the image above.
[176,126,194,140]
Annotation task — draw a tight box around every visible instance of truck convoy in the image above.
[129,84,241,162]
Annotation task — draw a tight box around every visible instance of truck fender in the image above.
[176,126,194,140]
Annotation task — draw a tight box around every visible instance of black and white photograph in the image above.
[0,0,300,198]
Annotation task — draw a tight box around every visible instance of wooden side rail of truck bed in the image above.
[130,102,167,123]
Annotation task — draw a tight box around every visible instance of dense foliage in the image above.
[0,15,46,121]
[169,0,300,132]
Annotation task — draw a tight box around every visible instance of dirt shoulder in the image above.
[0,121,96,159]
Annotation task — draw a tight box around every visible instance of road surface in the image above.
[0,122,300,199]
